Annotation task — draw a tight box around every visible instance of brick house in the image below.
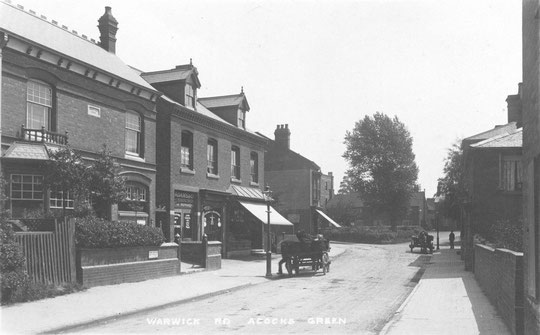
[461,87,523,271]
[0,4,159,223]
[141,65,292,255]
[262,124,339,234]
[522,0,540,332]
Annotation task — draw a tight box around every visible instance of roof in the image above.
[327,193,364,209]
[199,93,250,111]
[464,122,518,142]
[470,128,522,149]
[264,136,320,171]
[228,185,265,200]
[141,64,201,88]
[426,198,436,211]
[0,2,156,92]
[3,142,49,160]
[409,191,426,207]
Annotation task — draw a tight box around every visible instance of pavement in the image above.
[0,243,348,334]
[381,244,512,335]
[0,239,512,335]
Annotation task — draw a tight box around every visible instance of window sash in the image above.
[27,81,52,107]
[125,113,141,131]
[27,103,50,129]
[11,174,43,200]
[185,84,194,108]
[126,185,147,202]
[49,191,74,209]
[231,148,240,179]
[207,142,217,174]
[125,129,140,154]
[250,153,258,183]
[501,157,522,191]
[181,132,193,168]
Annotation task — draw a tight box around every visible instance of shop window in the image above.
[119,183,149,225]
[250,152,258,184]
[231,146,240,180]
[181,131,194,170]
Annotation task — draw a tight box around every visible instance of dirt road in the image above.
[75,242,431,334]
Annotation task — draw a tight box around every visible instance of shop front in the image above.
[172,190,197,241]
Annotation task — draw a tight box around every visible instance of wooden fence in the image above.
[15,219,76,284]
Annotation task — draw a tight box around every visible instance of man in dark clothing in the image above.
[449,231,455,249]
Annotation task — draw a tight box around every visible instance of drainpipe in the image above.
[0,33,9,211]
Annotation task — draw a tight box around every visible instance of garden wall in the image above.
[77,243,180,287]
[180,240,222,270]
[474,244,524,335]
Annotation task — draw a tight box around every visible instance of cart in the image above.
[409,232,434,254]
[278,238,331,276]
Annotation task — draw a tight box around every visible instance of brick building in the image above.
[262,124,339,234]
[141,65,291,255]
[461,87,523,270]
[0,4,159,223]
[522,1,540,333]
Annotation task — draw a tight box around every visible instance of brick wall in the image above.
[522,1,540,334]
[474,244,524,335]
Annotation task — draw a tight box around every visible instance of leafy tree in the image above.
[343,112,418,230]
[436,141,467,222]
[43,146,87,216]
[338,175,355,195]
[87,146,126,219]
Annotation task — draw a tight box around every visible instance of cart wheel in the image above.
[322,252,330,275]
[285,259,293,276]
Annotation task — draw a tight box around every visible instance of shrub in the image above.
[75,217,164,248]
[489,219,523,252]
[320,225,421,244]
[0,220,30,303]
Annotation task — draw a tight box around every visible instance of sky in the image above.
[10,0,522,196]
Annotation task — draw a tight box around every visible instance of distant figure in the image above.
[449,231,455,249]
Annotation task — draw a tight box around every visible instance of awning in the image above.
[238,201,293,226]
[316,209,341,228]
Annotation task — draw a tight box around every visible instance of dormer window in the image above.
[185,84,195,108]
[238,108,245,129]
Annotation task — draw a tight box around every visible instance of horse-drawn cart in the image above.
[409,231,434,254]
[278,238,331,276]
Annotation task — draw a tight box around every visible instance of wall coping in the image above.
[475,243,523,257]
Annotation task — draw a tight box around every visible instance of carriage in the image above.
[409,231,434,254]
[278,238,331,276]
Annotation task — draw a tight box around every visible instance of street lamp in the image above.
[263,185,272,277]
[434,196,441,250]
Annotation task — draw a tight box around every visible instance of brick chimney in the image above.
[506,83,522,127]
[98,7,118,54]
[274,124,291,150]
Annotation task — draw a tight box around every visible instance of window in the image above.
[238,109,245,129]
[11,174,43,200]
[181,131,194,170]
[207,139,218,175]
[185,84,195,108]
[119,183,150,225]
[49,190,74,209]
[125,111,142,156]
[231,146,240,180]
[126,184,147,202]
[27,80,52,130]
[500,155,522,191]
[312,174,321,204]
[250,152,259,184]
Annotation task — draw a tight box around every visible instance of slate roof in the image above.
[261,133,320,171]
[326,193,364,209]
[3,142,49,160]
[470,128,522,149]
[141,65,201,88]
[0,1,157,92]
[464,122,518,142]
[199,94,250,111]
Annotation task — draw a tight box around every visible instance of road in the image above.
[74,242,432,335]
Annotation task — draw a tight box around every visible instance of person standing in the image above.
[449,231,455,249]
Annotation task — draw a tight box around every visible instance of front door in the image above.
[174,209,193,241]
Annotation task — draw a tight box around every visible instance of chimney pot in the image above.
[274,123,291,150]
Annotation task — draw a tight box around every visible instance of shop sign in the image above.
[174,191,195,209]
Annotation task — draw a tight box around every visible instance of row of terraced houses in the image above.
[0,2,338,258]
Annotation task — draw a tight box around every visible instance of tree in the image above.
[436,141,466,222]
[338,175,355,195]
[43,146,87,216]
[343,112,418,229]
[87,145,126,219]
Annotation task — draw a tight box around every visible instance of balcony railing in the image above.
[21,125,68,145]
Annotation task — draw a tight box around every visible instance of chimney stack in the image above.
[274,124,291,150]
[506,83,523,127]
[98,7,118,54]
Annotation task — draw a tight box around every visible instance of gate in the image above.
[14,219,76,284]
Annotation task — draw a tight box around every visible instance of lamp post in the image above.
[263,185,272,277]
[434,196,441,250]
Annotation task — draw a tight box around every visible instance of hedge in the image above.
[1,220,30,304]
[75,217,165,248]
[321,225,422,244]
